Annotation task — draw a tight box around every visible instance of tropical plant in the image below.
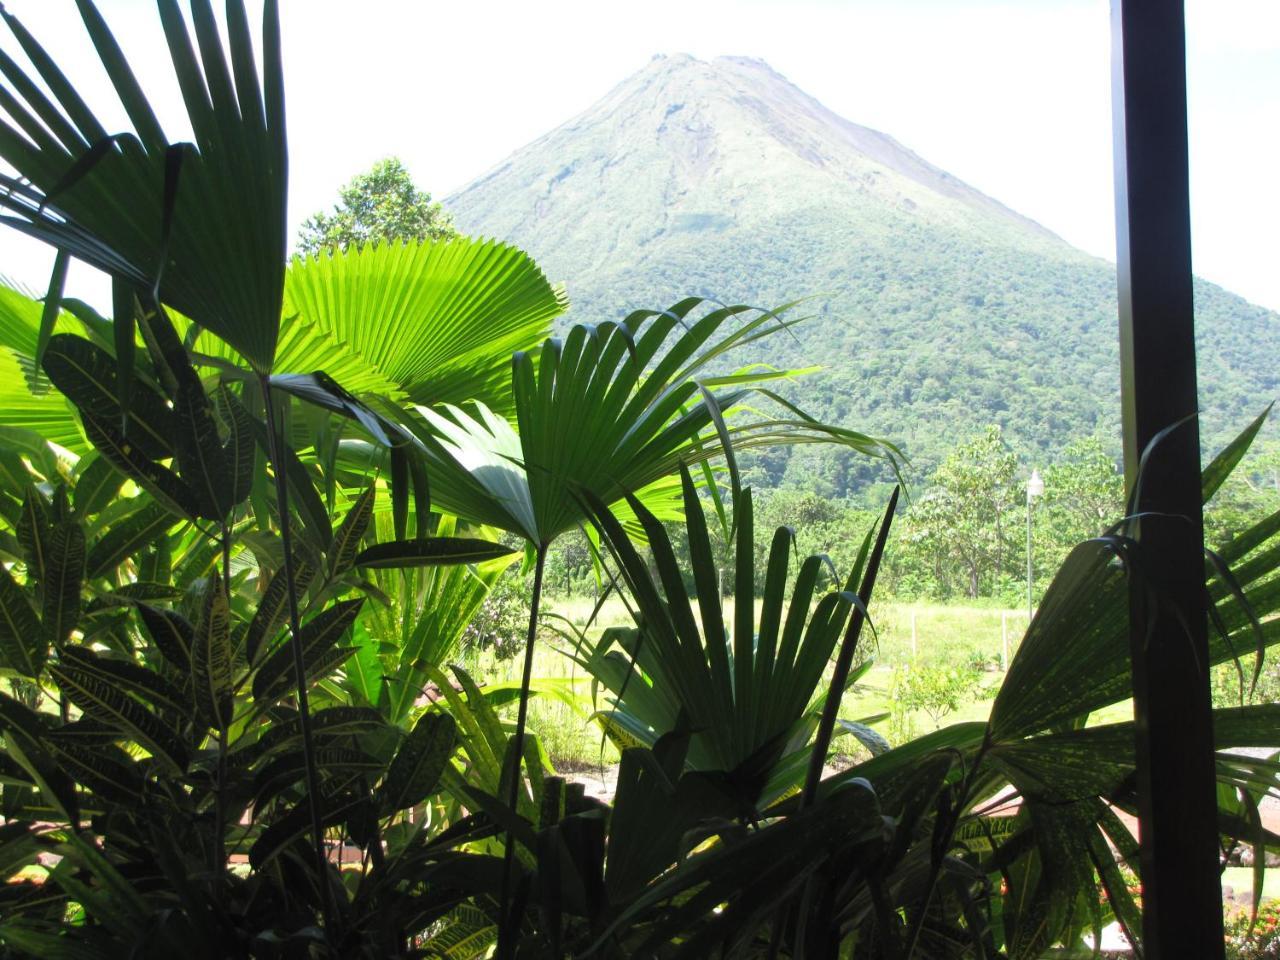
[579,412,1280,958]
[396,298,899,954]
[0,1,572,924]
[0,342,518,957]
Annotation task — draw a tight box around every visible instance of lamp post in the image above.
[1025,468,1044,622]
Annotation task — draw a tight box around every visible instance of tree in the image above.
[1034,435,1125,587]
[296,157,457,255]
[898,426,1019,598]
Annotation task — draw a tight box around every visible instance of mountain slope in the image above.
[447,53,1280,495]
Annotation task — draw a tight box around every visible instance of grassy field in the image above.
[462,594,1133,771]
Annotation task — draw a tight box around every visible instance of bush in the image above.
[1226,900,1280,959]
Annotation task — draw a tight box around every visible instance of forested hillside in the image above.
[448,53,1280,496]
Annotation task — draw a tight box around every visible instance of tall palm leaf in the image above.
[403,299,898,546]
[784,410,1280,956]
[570,463,886,808]
[0,0,287,372]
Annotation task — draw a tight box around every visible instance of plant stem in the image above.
[260,375,333,930]
[800,485,899,809]
[213,523,232,888]
[497,543,547,960]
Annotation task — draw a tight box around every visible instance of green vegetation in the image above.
[298,157,458,256]
[0,6,1277,960]
[445,54,1280,495]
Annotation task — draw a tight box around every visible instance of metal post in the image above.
[1111,2,1223,957]
[1026,469,1042,621]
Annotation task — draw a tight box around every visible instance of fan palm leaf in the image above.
[0,231,564,456]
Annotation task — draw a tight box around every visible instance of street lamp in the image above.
[1026,468,1044,621]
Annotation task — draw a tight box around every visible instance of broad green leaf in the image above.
[0,1,289,372]
[281,237,565,416]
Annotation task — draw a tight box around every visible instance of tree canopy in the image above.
[296,157,457,255]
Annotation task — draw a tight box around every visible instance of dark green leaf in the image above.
[191,573,233,730]
[329,485,375,578]
[111,278,137,438]
[244,556,315,665]
[248,414,332,547]
[0,564,43,677]
[252,597,364,703]
[250,705,387,761]
[0,821,41,882]
[41,518,84,645]
[58,645,188,717]
[16,486,50,582]
[1204,404,1272,504]
[378,711,456,815]
[72,454,126,517]
[42,333,175,460]
[354,537,515,569]
[173,373,229,520]
[137,603,193,673]
[85,500,179,579]
[248,783,364,870]
[215,384,255,509]
[49,660,188,773]
[82,412,200,519]
[0,695,78,823]
[46,739,144,805]
[32,249,69,388]
[252,745,380,811]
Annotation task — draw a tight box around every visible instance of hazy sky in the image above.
[0,0,1275,311]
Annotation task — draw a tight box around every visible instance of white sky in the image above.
[0,0,1275,312]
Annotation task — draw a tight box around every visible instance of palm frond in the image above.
[0,0,287,371]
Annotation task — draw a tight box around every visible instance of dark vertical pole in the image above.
[1111,2,1223,958]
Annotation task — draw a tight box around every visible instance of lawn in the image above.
[465,594,1134,770]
